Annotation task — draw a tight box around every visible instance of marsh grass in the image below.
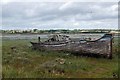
[2,38,119,78]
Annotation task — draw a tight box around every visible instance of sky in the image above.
[0,0,119,30]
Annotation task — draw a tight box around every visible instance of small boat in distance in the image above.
[30,34,113,59]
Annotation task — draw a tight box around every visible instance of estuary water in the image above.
[1,33,119,40]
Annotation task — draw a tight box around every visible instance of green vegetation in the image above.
[2,38,119,78]
[1,29,120,34]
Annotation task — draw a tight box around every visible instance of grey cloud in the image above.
[1,2,118,29]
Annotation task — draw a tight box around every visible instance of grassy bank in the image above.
[2,38,119,78]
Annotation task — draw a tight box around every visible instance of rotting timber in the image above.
[30,34,113,59]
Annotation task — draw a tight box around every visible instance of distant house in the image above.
[110,31,120,34]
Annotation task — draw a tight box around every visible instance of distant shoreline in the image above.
[1,29,119,34]
[1,32,120,35]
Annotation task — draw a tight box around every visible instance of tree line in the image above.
[1,29,119,34]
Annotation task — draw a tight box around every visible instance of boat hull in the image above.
[30,34,113,59]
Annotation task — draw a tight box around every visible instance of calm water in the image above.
[1,33,119,40]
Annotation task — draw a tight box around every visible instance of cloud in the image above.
[59,1,73,11]
[1,2,118,30]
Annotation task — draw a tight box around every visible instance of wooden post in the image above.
[108,34,113,59]
[109,36,113,59]
[38,37,41,43]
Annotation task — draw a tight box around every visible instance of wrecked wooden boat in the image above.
[30,34,113,59]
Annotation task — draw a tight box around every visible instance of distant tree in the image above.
[23,30,28,33]
[48,29,57,33]
[33,29,38,32]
